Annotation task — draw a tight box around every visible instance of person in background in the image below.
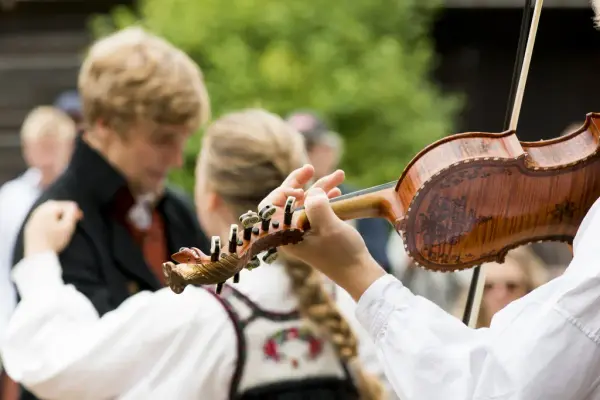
[453,246,548,328]
[54,90,84,132]
[0,105,76,400]
[1,110,392,399]
[10,27,211,400]
[286,110,391,272]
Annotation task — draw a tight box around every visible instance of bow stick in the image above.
[461,0,544,328]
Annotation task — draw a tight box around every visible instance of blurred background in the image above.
[0,0,590,322]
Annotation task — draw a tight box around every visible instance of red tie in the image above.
[113,188,168,286]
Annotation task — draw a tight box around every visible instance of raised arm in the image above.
[2,201,236,399]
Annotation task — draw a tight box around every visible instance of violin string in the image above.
[461,0,536,326]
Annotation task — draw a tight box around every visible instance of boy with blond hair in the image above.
[10,27,211,400]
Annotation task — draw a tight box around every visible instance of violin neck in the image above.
[295,181,401,229]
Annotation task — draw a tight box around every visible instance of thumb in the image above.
[57,203,82,230]
[303,187,339,232]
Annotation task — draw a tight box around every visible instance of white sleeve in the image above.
[334,284,398,399]
[0,186,18,350]
[1,251,236,400]
[355,202,600,400]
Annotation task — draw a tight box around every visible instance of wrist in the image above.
[24,239,53,258]
[331,253,387,302]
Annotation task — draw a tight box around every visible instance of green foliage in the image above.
[89,0,462,193]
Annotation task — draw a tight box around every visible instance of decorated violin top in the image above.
[163,112,600,295]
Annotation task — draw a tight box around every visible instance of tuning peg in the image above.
[240,210,259,241]
[228,225,238,253]
[284,196,295,226]
[233,272,240,283]
[259,204,276,231]
[262,248,278,264]
[210,236,221,262]
[246,256,260,270]
[216,282,224,294]
[240,210,260,227]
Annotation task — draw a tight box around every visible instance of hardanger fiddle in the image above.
[163,112,600,294]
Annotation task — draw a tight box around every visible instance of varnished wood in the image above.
[295,182,401,230]
[298,112,600,271]
[164,113,600,291]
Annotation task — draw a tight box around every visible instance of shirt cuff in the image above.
[355,273,410,340]
[12,251,64,299]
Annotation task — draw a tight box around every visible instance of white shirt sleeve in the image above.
[1,251,237,400]
[0,184,24,350]
[355,198,600,400]
[334,283,399,400]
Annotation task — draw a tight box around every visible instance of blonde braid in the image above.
[284,259,385,400]
[203,109,385,399]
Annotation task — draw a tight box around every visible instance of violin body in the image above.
[164,113,600,292]
[394,112,600,271]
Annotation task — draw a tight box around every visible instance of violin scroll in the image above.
[163,197,306,294]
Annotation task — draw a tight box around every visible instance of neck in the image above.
[294,181,403,230]
[83,131,144,197]
[39,175,53,190]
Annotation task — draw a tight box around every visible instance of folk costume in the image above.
[2,256,389,399]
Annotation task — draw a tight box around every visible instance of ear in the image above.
[206,191,222,212]
[88,119,113,143]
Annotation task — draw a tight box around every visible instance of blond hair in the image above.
[21,106,76,142]
[201,108,384,400]
[79,26,210,134]
[453,246,548,328]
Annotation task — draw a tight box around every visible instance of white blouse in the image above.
[0,168,43,353]
[1,255,392,400]
[355,197,600,400]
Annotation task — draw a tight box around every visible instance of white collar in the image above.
[127,193,157,230]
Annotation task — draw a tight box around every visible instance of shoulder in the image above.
[0,172,35,199]
[164,186,200,223]
[23,178,76,222]
[162,185,208,249]
[148,286,239,339]
[164,185,197,218]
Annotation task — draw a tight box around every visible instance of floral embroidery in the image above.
[263,326,323,368]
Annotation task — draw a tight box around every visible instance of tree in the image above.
[90,0,462,193]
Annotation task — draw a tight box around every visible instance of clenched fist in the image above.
[24,200,83,257]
